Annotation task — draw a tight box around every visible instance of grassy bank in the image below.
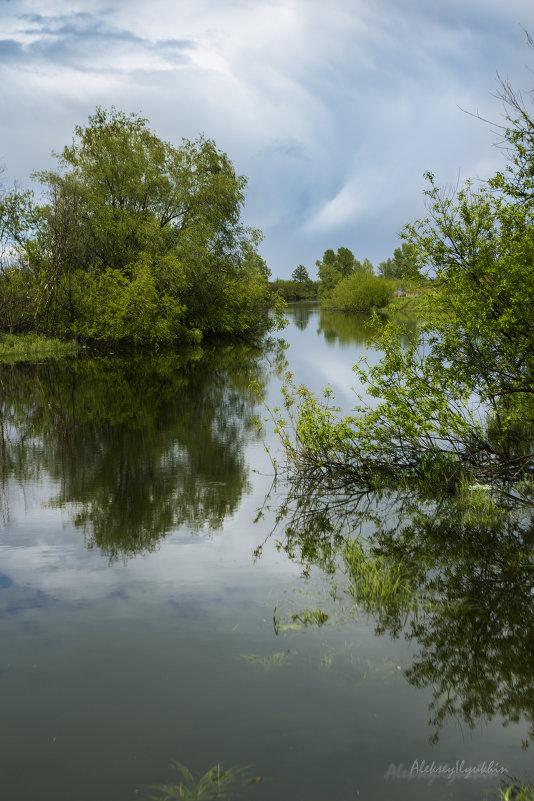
[380,283,446,320]
[383,292,430,315]
[0,333,80,362]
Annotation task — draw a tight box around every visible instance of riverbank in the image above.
[0,333,80,362]
[381,284,442,319]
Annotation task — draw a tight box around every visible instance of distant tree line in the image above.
[269,264,319,301]
[268,243,422,309]
[312,244,421,311]
[0,108,279,346]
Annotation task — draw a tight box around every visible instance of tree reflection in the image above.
[317,308,418,346]
[285,302,316,331]
[317,309,372,346]
[261,479,534,745]
[387,506,534,745]
[0,341,286,560]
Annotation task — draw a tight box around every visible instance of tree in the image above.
[273,65,534,505]
[359,257,375,275]
[0,183,37,270]
[1,107,272,343]
[291,264,311,283]
[316,246,361,296]
[0,178,42,333]
[377,244,418,280]
[0,341,284,559]
[336,247,357,277]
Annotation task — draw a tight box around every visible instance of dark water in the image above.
[0,303,532,800]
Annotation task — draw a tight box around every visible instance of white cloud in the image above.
[1,0,533,273]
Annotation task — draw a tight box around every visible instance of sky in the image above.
[1,0,534,279]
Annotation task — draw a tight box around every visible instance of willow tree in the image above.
[273,67,534,504]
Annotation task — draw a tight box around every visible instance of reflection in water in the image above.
[285,301,315,331]
[0,341,286,560]
[318,308,375,346]
[385,506,534,746]
[2,312,533,800]
[263,479,534,747]
[311,306,419,347]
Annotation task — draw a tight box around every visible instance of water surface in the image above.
[0,303,532,800]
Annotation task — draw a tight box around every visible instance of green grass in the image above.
[383,294,427,313]
[239,650,292,669]
[138,762,252,800]
[290,608,329,626]
[0,333,79,362]
[381,284,453,321]
[498,786,534,801]
[343,538,416,611]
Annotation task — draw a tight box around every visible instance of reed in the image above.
[343,538,416,611]
[0,333,79,362]
[499,785,534,801]
[140,761,250,800]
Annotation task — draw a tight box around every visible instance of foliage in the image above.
[268,277,318,301]
[377,243,420,280]
[488,32,534,206]
[315,247,374,297]
[0,340,288,557]
[343,538,417,615]
[272,132,534,502]
[326,273,392,311]
[0,333,79,362]
[499,785,534,801]
[291,264,311,283]
[141,761,251,801]
[0,108,273,344]
[0,183,39,269]
[290,607,329,626]
[262,468,534,742]
[0,184,42,332]
[384,287,434,319]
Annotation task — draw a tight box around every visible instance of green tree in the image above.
[358,257,375,275]
[273,64,534,503]
[336,246,357,277]
[316,248,374,298]
[316,247,354,296]
[377,244,418,279]
[316,248,340,296]
[3,107,272,343]
[0,182,42,332]
[291,264,311,283]
[276,174,534,502]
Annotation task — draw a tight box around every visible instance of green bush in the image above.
[269,278,318,301]
[1,108,275,345]
[327,274,393,311]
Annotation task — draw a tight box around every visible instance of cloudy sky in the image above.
[1,0,534,278]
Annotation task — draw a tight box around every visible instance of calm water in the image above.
[0,302,532,800]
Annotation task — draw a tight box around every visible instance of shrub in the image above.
[327,274,393,311]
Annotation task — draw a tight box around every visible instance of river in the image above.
[0,301,532,800]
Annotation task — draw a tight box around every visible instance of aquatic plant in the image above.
[140,761,251,800]
[290,607,329,626]
[499,784,534,801]
[239,650,293,669]
[0,333,79,361]
[343,538,417,613]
